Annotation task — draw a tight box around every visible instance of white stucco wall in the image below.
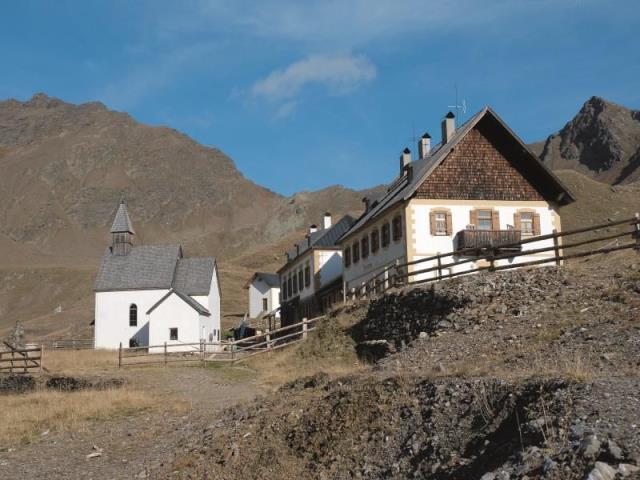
[342,207,407,291]
[408,200,559,282]
[94,289,169,350]
[316,250,343,289]
[95,266,221,352]
[148,293,202,353]
[248,281,281,318]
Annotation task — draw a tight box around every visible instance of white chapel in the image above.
[94,200,221,351]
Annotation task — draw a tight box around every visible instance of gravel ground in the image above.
[0,366,260,480]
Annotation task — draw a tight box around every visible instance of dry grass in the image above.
[531,350,595,382]
[0,388,153,447]
[247,345,365,386]
[43,349,119,375]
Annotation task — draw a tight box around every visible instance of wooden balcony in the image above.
[454,229,522,253]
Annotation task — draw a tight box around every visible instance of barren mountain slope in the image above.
[532,96,640,184]
[0,94,382,338]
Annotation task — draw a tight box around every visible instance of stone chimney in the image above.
[441,111,455,144]
[362,197,371,212]
[308,224,318,234]
[418,132,431,159]
[399,147,411,175]
[323,212,332,229]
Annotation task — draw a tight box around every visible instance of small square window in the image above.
[169,328,178,341]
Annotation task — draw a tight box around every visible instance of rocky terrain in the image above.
[165,251,640,479]
[532,96,640,185]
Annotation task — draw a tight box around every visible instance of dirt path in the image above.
[0,366,261,479]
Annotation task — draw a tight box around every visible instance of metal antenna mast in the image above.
[448,83,467,121]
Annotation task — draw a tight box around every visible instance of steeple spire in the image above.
[110,199,135,255]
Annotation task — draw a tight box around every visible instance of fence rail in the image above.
[346,213,640,300]
[36,339,94,350]
[117,315,325,367]
[0,341,44,374]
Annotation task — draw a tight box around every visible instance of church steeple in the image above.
[110,199,135,256]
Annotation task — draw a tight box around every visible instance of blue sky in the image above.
[1,1,639,195]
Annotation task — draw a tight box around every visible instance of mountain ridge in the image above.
[532,96,640,184]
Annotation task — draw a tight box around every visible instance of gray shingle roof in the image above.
[247,272,280,288]
[279,215,355,272]
[146,289,211,316]
[172,258,214,296]
[110,201,135,234]
[340,106,575,243]
[94,244,182,291]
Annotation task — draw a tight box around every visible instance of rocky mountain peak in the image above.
[537,96,640,184]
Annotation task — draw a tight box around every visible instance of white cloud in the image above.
[250,54,376,108]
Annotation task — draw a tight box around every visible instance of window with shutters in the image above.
[520,212,534,235]
[304,263,311,287]
[352,241,360,263]
[371,228,380,253]
[293,271,298,294]
[262,298,268,312]
[344,247,351,267]
[361,236,369,259]
[515,210,540,236]
[381,222,390,247]
[287,276,292,298]
[170,328,178,341]
[298,268,304,290]
[282,281,287,300]
[392,216,402,241]
[477,210,493,230]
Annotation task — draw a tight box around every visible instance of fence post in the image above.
[342,280,347,304]
[40,345,44,373]
[118,342,122,368]
[634,213,640,249]
[302,317,308,340]
[201,340,205,365]
[552,228,561,265]
[164,342,168,367]
[266,328,272,350]
[436,253,442,281]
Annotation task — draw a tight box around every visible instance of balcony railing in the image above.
[454,229,522,253]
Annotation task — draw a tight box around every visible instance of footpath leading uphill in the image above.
[165,252,640,480]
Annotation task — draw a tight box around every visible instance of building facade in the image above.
[94,201,221,350]
[245,272,281,319]
[278,213,355,326]
[339,107,574,291]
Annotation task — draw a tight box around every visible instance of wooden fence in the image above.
[346,213,640,300]
[37,338,94,350]
[118,316,324,367]
[0,341,44,374]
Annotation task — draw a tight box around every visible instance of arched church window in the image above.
[129,304,138,327]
